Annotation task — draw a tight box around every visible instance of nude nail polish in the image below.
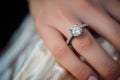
[88,75,98,80]
[117,77,120,80]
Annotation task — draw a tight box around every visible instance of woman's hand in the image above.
[29,0,120,80]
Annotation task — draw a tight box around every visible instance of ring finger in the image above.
[50,15,120,80]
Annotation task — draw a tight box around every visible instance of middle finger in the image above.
[77,2,120,52]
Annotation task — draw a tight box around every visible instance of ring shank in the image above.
[66,35,73,45]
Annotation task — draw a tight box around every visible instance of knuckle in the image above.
[73,36,92,50]
[51,42,67,59]
[103,63,120,79]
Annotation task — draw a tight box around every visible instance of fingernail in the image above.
[117,77,120,80]
[88,75,98,80]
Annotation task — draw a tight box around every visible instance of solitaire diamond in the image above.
[70,25,83,36]
[66,24,88,45]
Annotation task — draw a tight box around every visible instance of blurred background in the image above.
[0,0,28,56]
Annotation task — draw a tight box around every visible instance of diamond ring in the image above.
[66,24,88,45]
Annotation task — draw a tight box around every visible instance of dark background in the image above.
[0,0,28,55]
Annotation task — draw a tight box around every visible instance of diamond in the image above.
[70,25,83,37]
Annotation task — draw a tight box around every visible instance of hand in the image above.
[29,0,120,80]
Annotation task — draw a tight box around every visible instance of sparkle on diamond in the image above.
[70,25,83,36]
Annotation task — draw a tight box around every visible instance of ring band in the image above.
[66,24,88,45]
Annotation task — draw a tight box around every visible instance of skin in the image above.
[29,0,120,80]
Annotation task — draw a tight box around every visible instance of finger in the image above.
[36,24,98,80]
[72,29,120,80]
[78,1,120,52]
[102,0,120,22]
[51,13,120,79]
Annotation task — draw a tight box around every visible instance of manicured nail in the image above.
[117,77,120,80]
[88,75,98,80]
